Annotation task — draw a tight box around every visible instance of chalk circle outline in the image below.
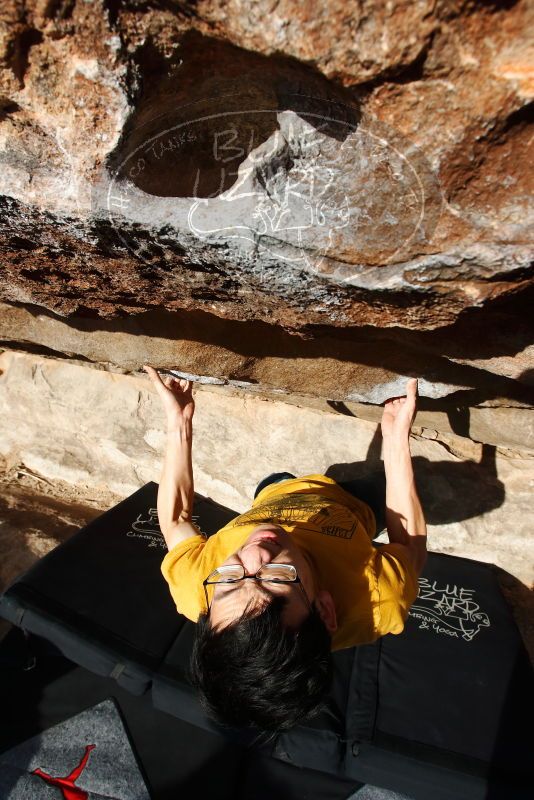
[106,94,443,282]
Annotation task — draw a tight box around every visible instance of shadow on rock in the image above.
[326,421,505,531]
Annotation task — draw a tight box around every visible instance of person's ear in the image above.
[313,590,338,633]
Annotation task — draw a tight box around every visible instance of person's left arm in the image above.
[144,366,204,551]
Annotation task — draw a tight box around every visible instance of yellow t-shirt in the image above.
[161,474,418,651]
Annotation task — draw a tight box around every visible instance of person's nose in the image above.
[240,540,280,572]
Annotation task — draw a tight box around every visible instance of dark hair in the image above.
[189,595,333,735]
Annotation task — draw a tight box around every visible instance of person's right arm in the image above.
[381,379,427,577]
[143,365,203,552]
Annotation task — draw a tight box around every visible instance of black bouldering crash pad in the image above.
[1,482,532,800]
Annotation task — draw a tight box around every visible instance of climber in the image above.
[143,365,427,734]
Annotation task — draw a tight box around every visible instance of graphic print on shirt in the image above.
[409,577,491,641]
[229,493,359,539]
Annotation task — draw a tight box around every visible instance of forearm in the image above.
[157,418,194,534]
[383,436,427,573]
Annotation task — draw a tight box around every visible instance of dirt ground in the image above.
[0,466,118,643]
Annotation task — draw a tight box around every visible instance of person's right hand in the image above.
[381,378,418,440]
[143,365,195,430]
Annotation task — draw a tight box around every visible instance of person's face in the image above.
[207,523,337,634]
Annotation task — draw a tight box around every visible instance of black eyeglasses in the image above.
[203,563,312,615]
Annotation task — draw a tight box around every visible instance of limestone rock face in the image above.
[0,299,532,446]
[0,2,532,584]
[0,0,532,334]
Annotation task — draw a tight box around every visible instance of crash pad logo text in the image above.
[409,578,491,642]
[125,507,204,548]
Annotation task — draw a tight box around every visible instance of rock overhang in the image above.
[0,0,532,394]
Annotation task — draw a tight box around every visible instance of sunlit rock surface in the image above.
[0,297,532,423]
[0,0,532,333]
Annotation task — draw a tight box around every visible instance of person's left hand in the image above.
[381,378,418,441]
[143,365,195,429]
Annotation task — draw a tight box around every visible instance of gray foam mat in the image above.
[0,697,151,799]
